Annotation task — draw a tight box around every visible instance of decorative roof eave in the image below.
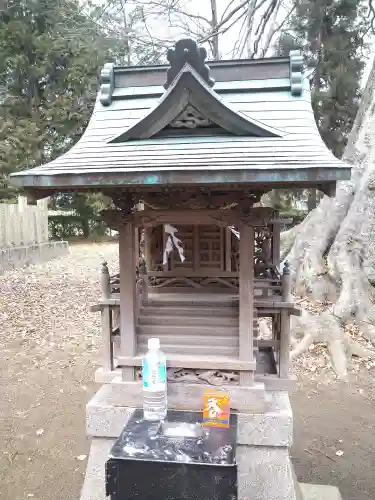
[11,166,350,196]
[109,64,284,143]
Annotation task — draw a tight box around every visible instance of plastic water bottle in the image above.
[142,337,167,421]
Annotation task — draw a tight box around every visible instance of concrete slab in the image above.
[300,483,342,500]
[94,367,121,384]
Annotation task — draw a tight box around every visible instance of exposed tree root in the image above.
[281,60,375,378]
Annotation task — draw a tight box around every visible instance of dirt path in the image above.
[0,242,374,500]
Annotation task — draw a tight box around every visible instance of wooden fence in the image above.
[0,196,49,248]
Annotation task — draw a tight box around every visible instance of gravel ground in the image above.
[0,242,374,500]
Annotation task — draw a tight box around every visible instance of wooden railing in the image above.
[94,260,295,381]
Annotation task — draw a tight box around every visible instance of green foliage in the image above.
[49,213,107,239]
[276,0,367,158]
[0,0,117,199]
[51,191,113,237]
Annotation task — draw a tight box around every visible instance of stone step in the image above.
[137,324,239,337]
[138,314,239,327]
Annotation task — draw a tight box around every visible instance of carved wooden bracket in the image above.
[139,188,264,211]
[100,206,278,230]
[211,207,278,228]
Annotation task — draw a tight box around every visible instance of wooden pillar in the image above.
[134,227,140,269]
[100,261,113,371]
[193,225,199,271]
[279,311,290,378]
[162,226,169,271]
[144,227,152,270]
[225,228,232,271]
[272,223,281,268]
[282,261,292,302]
[280,261,292,377]
[239,223,254,385]
[119,223,136,381]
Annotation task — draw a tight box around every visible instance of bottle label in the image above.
[142,359,166,392]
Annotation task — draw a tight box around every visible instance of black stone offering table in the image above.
[105,409,237,500]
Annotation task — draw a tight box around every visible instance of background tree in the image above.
[274,0,367,212]
[0,0,120,201]
[277,0,367,159]
[281,58,375,379]
[95,0,294,61]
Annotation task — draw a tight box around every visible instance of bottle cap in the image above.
[148,337,160,350]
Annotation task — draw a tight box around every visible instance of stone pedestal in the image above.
[80,382,342,500]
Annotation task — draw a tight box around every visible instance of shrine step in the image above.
[138,334,238,347]
[138,342,238,357]
[138,314,239,327]
[137,324,239,337]
[140,304,238,318]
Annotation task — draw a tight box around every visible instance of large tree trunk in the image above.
[283,59,375,379]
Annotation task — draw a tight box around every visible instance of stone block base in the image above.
[300,484,342,500]
[80,438,114,500]
[94,368,121,384]
[79,438,343,500]
[0,241,68,272]
[83,387,342,500]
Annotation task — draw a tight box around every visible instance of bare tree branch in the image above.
[220,0,237,23]
[134,0,212,25]
[210,0,219,58]
[260,3,296,57]
[252,0,278,57]
[370,0,375,33]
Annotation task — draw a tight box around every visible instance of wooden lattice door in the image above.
[169,224,224,273]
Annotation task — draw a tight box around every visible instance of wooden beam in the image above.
[193,225,199,271]
[225,228,232,272]
[272,223,281,268]
[102,207,281,230]
[279,310,291,378]
[119,223,137,381]
[148,269,238,277]
[99,262,113,370]
[101,307,113,371]
[139,209,234,227]
[118,354,256,371]
[144,227,152,269]
[134,227,140,268]
[239,224,255,385]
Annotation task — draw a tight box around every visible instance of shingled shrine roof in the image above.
[11,38,351,196]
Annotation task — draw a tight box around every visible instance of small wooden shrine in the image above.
[11,39,350,390]
[11,39,350,500]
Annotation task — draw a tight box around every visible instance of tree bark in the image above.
[283,57,375,378]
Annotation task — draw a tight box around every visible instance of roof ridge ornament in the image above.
[99,62,115,106]
[164,38,215,89]
[289,50,303,96]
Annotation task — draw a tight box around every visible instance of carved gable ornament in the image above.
[109,39,283,143]
[164,38,215,89]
